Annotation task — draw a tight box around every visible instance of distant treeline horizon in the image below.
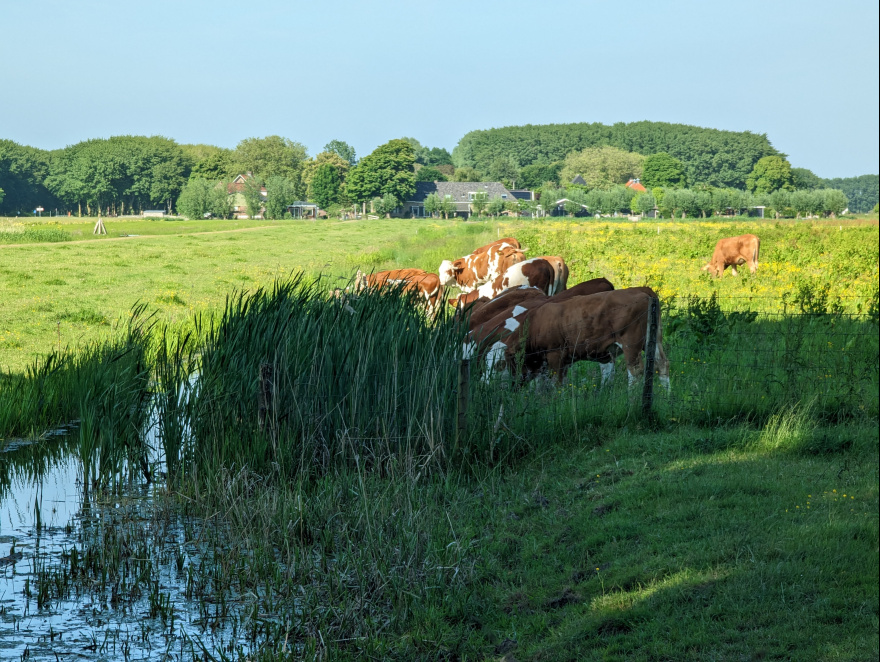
[1,121,878,216]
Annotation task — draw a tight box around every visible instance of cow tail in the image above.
[754,237,760,269]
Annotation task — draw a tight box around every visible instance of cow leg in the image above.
[599,361,614,388]
[656,342,671,393]
[730,265,738,276]
[546,350,567,384]
[625,347,644,389]
[484,341,507,382]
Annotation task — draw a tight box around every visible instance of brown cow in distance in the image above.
[354,268,443,315]
[448,257,558,308]
[502,288,670,389]
[702,234,760,277]
[438,238,525,292]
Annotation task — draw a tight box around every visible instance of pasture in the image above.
[0,215,877,661]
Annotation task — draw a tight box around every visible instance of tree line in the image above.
[2,127,877,217]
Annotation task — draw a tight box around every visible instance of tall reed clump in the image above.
[184,276,468,480]
[0,305,156,472]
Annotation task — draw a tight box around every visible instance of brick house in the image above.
[228,173,268,219]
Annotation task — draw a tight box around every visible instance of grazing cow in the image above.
[534,255,569,294]
[438,238,525,292]
[448,257,557,308]
[354,268,443,314]
[702,234,760,277]
[502,288,670,389]
[457,277,615,324]
[463,291,552,379]
[553,277,615,302]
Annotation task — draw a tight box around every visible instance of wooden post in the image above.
[93,216,106,235]
[258,362,274,432]
[455,359,470,453]
[642,297,659,417]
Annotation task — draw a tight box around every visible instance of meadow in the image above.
[0,214,877,661]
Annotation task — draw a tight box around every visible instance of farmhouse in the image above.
[227,173,267,219]
[403,181,517,218]
[625,178,647,193]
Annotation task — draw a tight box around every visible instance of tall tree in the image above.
[177,178,232,219]
[641,152,686,189]
[0,140,54,214]
[559,146,645,190]
[242,176,266,218]
[820,174,878,213]
[452,166,483,182]
[264,176,300,219]
[415,165,448,182]
[234,136,308,183]
[324,139,357,166]
[791,167,822,190]
[190,150,235,180]
[310,163,342,209]
[745,156,794,194]
[517,162,562,189]
[344,139,415,204]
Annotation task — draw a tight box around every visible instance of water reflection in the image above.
[0,430,253,661]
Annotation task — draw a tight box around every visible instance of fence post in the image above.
[642,297,659,417]
[455,359,471,454]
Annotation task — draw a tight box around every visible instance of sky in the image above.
[1,0,878,179]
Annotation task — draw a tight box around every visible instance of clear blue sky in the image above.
[2,0,877,178]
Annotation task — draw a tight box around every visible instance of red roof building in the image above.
[625,178,647,193]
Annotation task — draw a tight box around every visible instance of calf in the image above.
[438,238,525,292]
[448,257,557,308]
[702,234,760,277]
[503,288,670,389]
[354,268,443,315]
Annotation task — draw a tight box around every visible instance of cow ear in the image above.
[452,259,464,274]
[448,298,458,307]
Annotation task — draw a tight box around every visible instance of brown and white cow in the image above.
[448,257,558,308]
[460,278,617,379]
[702,234,760,277]
[354,268,443,314]
[438,238,525,293]
[457,277,614,325]
[534,255,569,294]
[500,288,670,389]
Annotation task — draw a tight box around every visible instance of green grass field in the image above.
[2,215,877,373]
[1,215,877,660]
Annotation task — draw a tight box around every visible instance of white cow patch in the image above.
[484,341,507,381]
[504,316,520,332]
[512,305,527,316]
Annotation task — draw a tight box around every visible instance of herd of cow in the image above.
[346,233,761,388]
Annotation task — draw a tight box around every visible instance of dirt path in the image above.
[0,224,286,249]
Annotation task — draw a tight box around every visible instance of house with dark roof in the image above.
[403,181,518,218]
[570,175,587,186]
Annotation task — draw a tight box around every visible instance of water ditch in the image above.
[0,420,295,660]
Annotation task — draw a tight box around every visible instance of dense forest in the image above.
[452,121,781,189]
[1,121,878,216]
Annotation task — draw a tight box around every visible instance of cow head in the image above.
[438,260,456,286]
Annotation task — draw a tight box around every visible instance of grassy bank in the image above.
[1,264,877,659]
